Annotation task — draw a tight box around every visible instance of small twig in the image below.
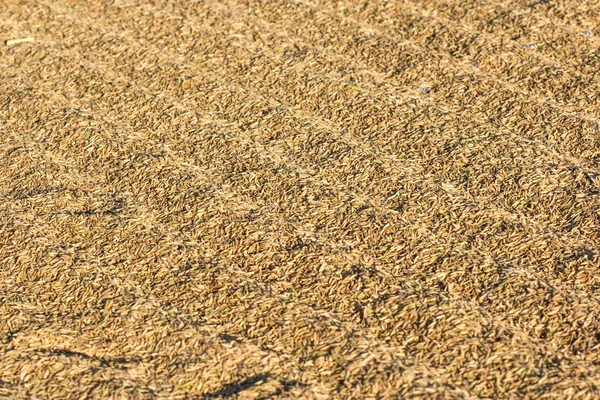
[5,37,34,46]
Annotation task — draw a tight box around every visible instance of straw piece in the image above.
[5,37,34,46]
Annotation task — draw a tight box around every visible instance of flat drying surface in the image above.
[1,0,600,398]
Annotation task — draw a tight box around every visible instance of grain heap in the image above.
[1,0,600,398]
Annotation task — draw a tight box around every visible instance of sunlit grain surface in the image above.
[1,0,600,398]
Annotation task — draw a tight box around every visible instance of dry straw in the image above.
[5,37,34,46]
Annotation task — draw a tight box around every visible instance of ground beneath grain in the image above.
[1,0,600,398]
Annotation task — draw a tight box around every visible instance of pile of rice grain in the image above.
[1,0,599,398]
